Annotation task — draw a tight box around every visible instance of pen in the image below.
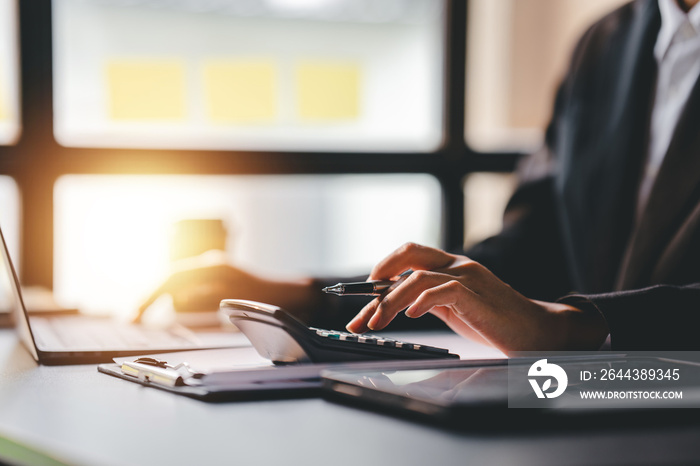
[322,270,413,296]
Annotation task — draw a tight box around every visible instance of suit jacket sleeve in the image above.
[559,285,700,350]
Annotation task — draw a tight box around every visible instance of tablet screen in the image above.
[323,356,700,417]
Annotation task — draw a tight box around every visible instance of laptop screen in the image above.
[0,226,38,360]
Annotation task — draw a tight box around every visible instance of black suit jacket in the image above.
[468,0,700,350]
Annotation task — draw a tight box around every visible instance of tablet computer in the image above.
[321,356,700,430]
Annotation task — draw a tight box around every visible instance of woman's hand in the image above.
[134,253,316,323]
[346,243,608,355]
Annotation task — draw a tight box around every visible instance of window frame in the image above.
[0,0,520,288]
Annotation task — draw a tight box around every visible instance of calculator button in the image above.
[312,325,453,358]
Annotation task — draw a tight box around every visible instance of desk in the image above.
[0,329,699,466]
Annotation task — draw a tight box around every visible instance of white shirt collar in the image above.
[655,0,700,61]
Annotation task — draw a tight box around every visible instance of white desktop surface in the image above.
[1,329,700,466]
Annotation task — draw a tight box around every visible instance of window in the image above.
[463,172,516,248]
[10,0,479,294]
[52,0,445,152]
[0,0,20,145]
[54,174,441,316]
[0,176,20,269]
[465,0,629,152]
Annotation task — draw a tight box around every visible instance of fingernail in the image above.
[367,316,378,330]
[347,318,363,333]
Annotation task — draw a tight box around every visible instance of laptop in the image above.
[0,225,247,365]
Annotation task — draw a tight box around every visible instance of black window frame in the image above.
[0,0,520,289]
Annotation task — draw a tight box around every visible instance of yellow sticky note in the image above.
[296,61,361,121]
[204,61,277,123]
[107,61,186,120]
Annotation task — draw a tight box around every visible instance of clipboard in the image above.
[97,347,322,401]
[97,362,323,401]
[97,348,485,402]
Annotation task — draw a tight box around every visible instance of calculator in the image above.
[220,299,460,364]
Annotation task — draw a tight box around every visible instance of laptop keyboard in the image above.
[31,316,197,351]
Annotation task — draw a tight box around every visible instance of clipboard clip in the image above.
[121,357,205,387]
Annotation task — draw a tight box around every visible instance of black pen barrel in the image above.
[342,282,381,294]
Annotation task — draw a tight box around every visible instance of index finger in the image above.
[134,264,235,322]
[133,267,199,322]
[369,242,455,281]
[134,278,173,323]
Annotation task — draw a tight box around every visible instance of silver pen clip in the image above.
[121,357,204,387]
